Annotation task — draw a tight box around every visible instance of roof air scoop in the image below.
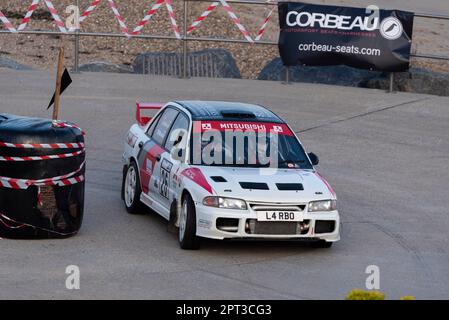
[220,110,256,119]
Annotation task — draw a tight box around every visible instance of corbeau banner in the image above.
[278,2,415,72]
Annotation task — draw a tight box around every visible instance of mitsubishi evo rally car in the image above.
[122,101,340,249]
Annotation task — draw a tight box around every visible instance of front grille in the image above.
[249,203,306,212]
[246,202,309,235]
[246,220,298,235]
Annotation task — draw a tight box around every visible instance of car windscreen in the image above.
[188,120,313,169]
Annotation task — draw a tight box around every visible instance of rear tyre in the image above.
[178,194,200,250]
[311,240,333,248]
[122,161,145,214]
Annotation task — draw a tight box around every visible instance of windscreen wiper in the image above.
[278,159,306,165]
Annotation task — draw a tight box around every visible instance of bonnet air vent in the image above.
[211,176,227,182]
[239,182,269,190]
[276,183,304,191]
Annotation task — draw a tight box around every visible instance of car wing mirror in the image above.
[308,152,319,166]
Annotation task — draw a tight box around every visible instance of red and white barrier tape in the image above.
[131,0,181,38]
[219,0,253,43]
[17,0,40,31]
[0,9,17,33]
[0,213,77,236]
[189,0,276,42]
[0,0,185,39]
[0,141,85,149]
[188,0,254,43]
[0,121,84,150]
[0,122,84,149]
[68,0,180,37]
[0,174,85,189]
[52,120,86,136]
[0,161,85,189]
[0,0,66,33]
[0,214,26,229]
[187,1,219,34]
[165,0,181,39]
[43,0,67,33]
[0,149,84,162]
[0,213,26,229]
[131,0,164,36]
[108,0,130,36]
[80,0,102,22]
[1,0,270,42]
[254,6,275,41]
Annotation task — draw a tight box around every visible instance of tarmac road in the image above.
[0,69,448,299]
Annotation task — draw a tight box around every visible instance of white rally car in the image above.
[122,101,340,249]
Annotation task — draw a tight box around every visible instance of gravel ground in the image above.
[0,0,448,78]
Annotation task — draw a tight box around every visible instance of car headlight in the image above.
[203,196,247,210]
[308,200,337,212]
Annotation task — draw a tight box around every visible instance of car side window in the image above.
[152,108,179,146]
[165,113,190,153]
[146,113,161,137]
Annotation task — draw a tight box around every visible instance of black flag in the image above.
[47,68,73,109]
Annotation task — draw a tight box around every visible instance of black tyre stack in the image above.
[0,114,85,239]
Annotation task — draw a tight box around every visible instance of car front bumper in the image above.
[195,203,340,242]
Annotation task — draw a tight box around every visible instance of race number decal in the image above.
[160,159,173,199]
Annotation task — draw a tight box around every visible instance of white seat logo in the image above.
[380,17,403,40]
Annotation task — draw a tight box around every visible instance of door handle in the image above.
[156,154,161,162]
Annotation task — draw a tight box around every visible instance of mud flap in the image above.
[167,199,178,234]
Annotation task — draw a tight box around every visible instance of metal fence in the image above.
[140,51,220,77]
[1,0,449,91]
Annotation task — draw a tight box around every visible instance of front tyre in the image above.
[178,194,200,250]
[122,161,144,214]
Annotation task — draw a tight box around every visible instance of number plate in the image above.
[257,211,302,222]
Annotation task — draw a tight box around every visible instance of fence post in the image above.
[389,72,395,93]
[283,66,290,84]
[74,30,80,73]
[73,0,80,73]
[181,0,188,79]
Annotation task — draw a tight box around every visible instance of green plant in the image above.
[345,289,386,300]
[400,296,415,300]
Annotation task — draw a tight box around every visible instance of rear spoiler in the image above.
[136,102,163,127]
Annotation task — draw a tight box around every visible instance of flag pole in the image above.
[52,47,65,121]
